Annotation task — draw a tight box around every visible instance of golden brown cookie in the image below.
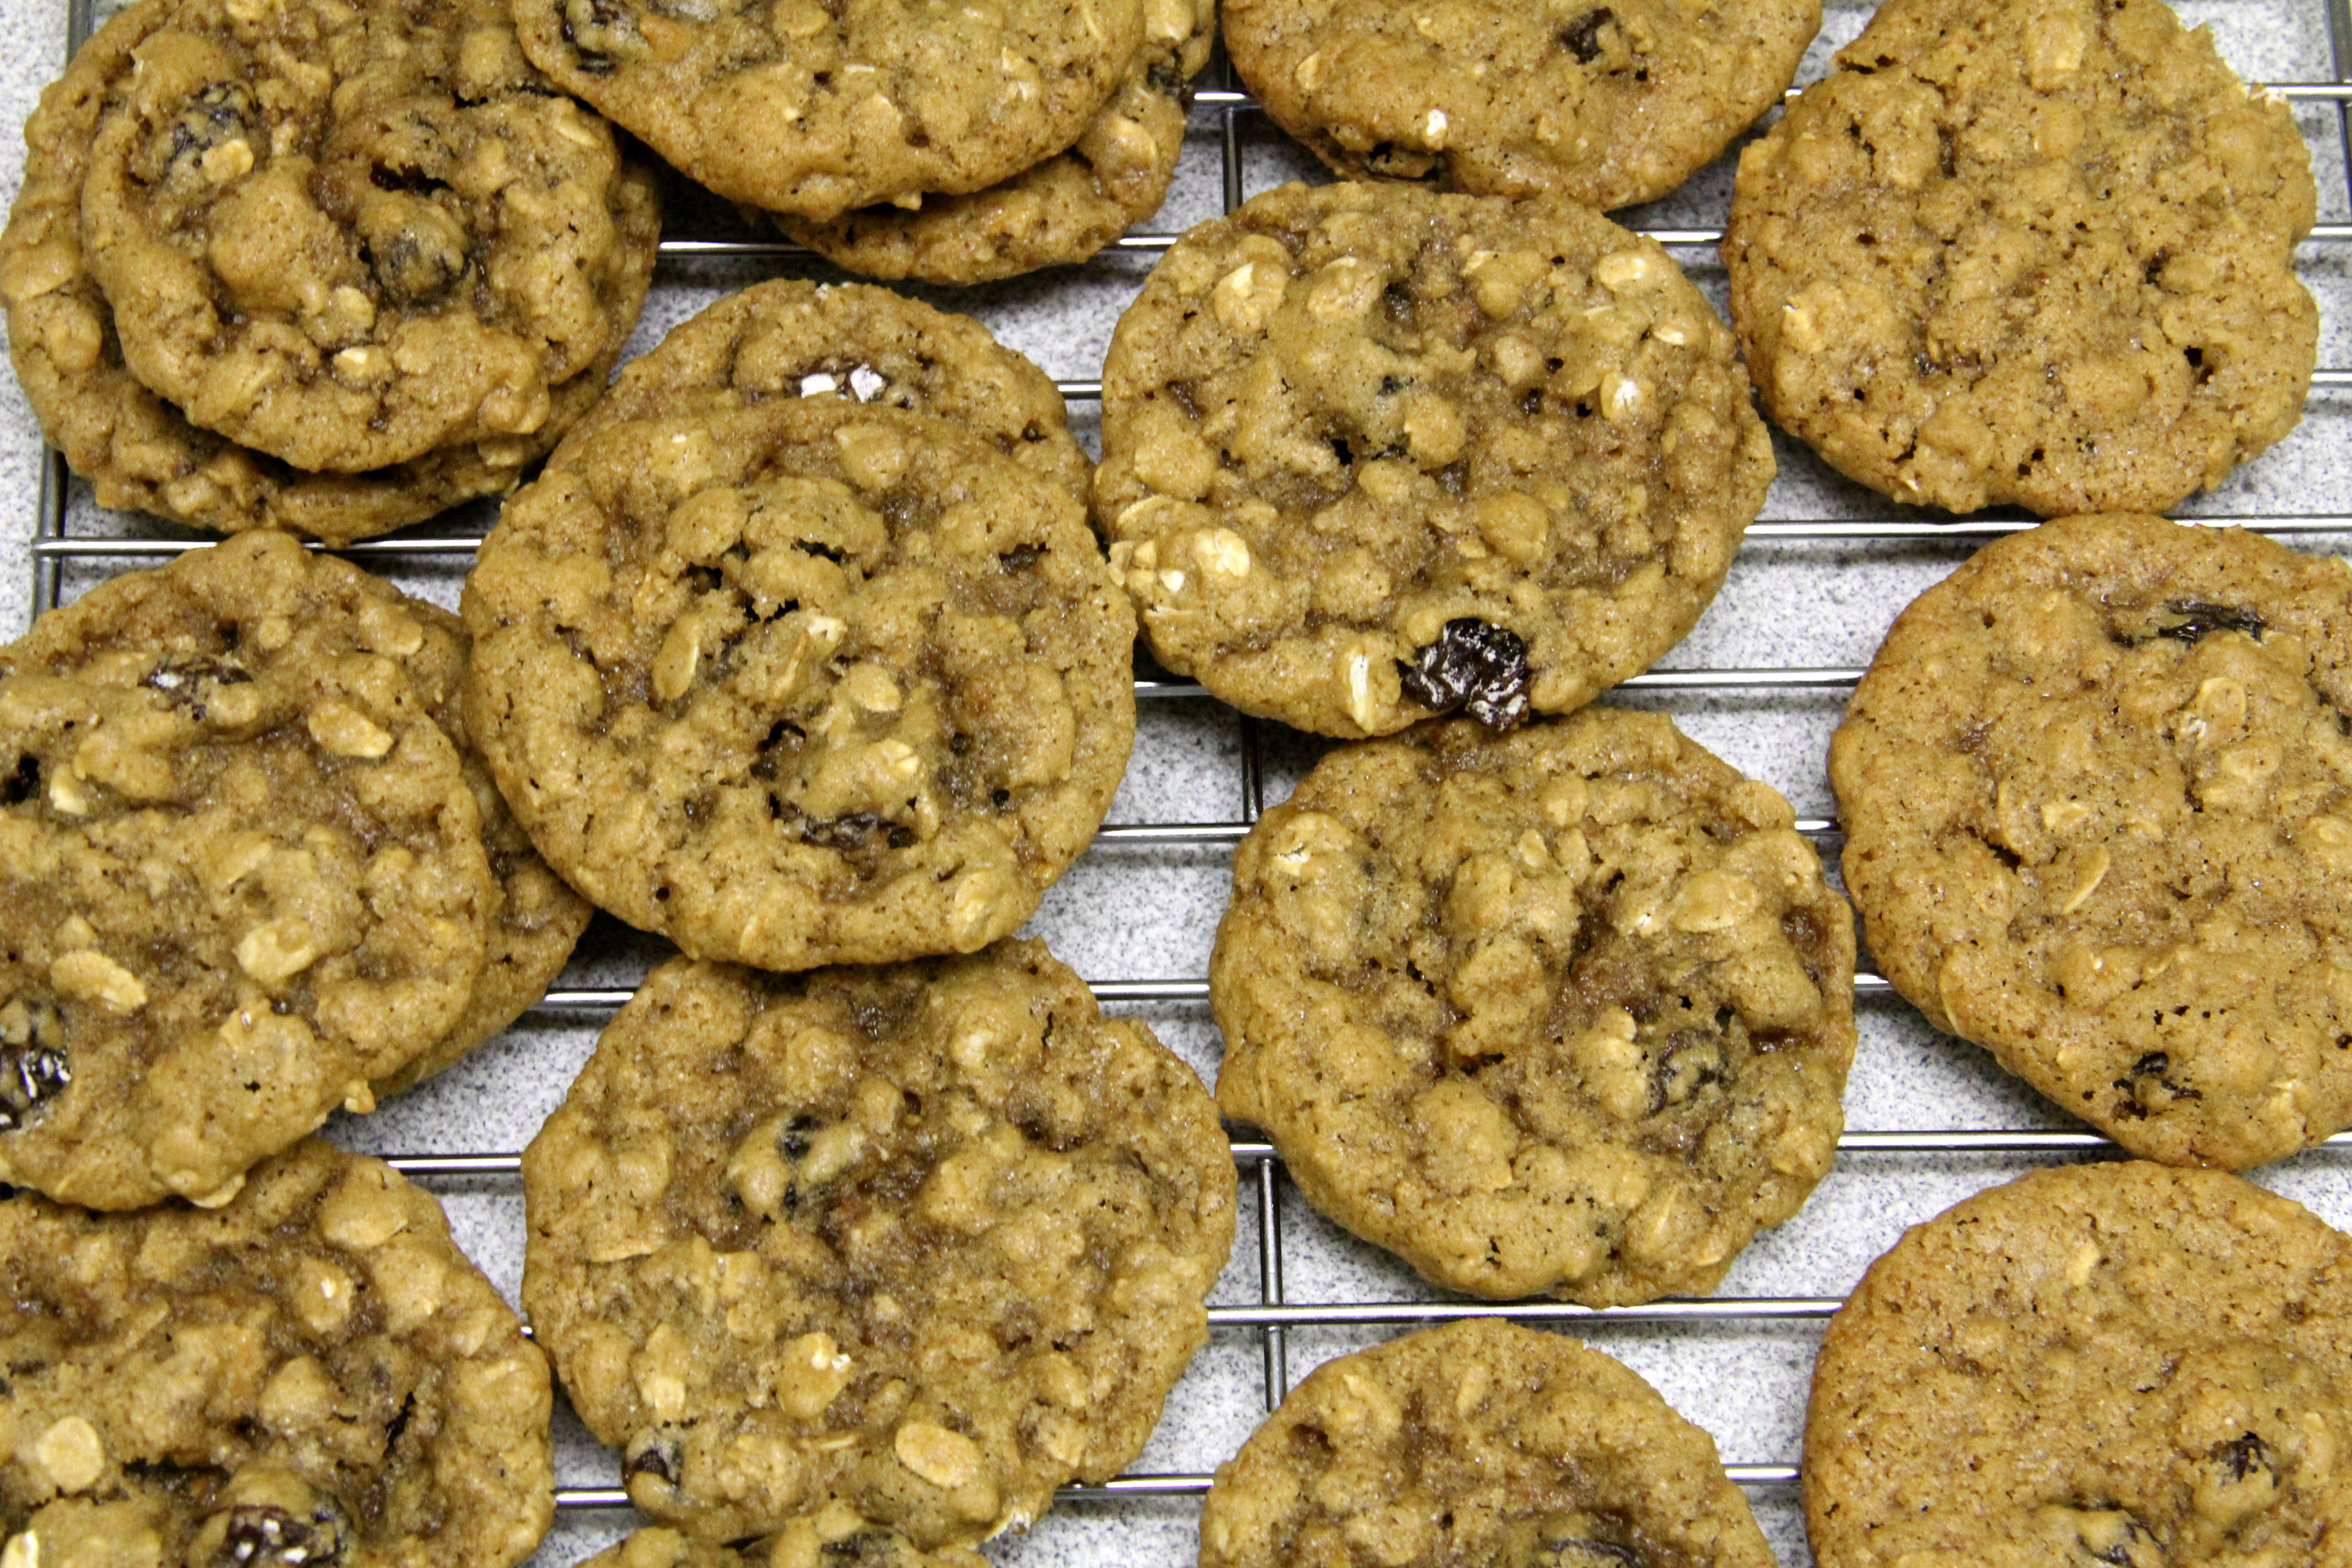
[554,279,1089,505]
[521,944,1235,1547]
[771,0,1211,283]
[1723,0,2316,516]
[0,0,660,542]
[0,1140,554,1568]
[1199,1319,1776,1568]
[511,0,1145,219]
[77,0,657,473]
[1832,514,2352,1170]
[466,402,1136,971]
[0,533,494,1210]
[1215,710,1855,1304]
[1097,181,1773,739]
[574,1525,984,1568]
[1227,0,1819,210]
[1806,1161,2352,1568]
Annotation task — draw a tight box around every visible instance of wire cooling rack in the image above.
[15,0,2352,1560]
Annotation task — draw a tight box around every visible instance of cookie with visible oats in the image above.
[465,401,1135,970]
[69,0,657,475]
[578,1526,985,1568]
[771,0,1210,283]
[0,0,660,541]
[555,279,1088,504]
[0,532,495,1210]
[1096,181,1772,740]
[1832,514,2352,1171]
[511,0,1144,220]
[521,943,1235,1547]
[374,600,593,1099]
[1805,1162,2352,1568]
[1723,0,2315,516]
[1227,0,1818,210]
[1214,710,1855,1305]
[1199,1319,1776,1568]
[0,1139,554,1568]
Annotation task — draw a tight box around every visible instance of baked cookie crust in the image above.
[771,0,1211,283]
[1214,710,1855,1304]
[1227,0,1819,210]
[1096,181,1772,739]
[555,279,1089,505]
[1832,514,2352,1170]
[0,1139,554,1568]
[521,944,1235,1547]
[511,0,1144,219]
[466,402,1135,970]
[0,0,659,542]
[78,0,655,473]
[1199,1318,1776,1568]
[0,533,493,1210]
[1723,0,2316,516]
[1806,1161,2352,1568]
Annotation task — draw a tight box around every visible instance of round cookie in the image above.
[0,532,494,1210]
[374,600,593,1099]
[1805,1161,2352,1567]
[520,943,1236,1547]
[0,0,661,542]
[0,1139,554,1568]
[1214,710,1855,1304]
[1199,1318,1776,1568]
[465,401,1136,971]
[1722,0,2316,517]
[1096,181,1774,739]
[578,1524,984,1568]
[554,279,1089,505]
[510,0,1144,220]
[772,0,1211,284]
[74,0,658,474]
[1831,514,2352,1170]
[1226,0,1819,211]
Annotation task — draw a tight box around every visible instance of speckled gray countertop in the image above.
[5,0,2352,1563]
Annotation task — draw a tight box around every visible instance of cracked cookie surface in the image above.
[0,0,661,541]
[466,401,1135,970]
[521,943,1235,1547]
[1806,1161,2352,1568]
[1723,0,2315,516]
[0,532,493,1210]
[74,0,657,475]
[511,0,1143,219]
[1199,1318,1776,1568]
[0,1138,554,1568]
[1228,0,1818,210]
[771,0,1209,283]
[1096,181,1772,739]
[555,279,1088,504]
[1832,514,2352,1170]
[1213,710,1855,1304]
[579,1525,984,1568]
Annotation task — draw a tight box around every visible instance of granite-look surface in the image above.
[3,0,2351,1562]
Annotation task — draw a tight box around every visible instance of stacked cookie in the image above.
[0,0,660,543]
[0,529,588,1211]
[510,0,1213,283]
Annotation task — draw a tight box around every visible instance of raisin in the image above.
[0,1005,69,1135]
[2216,1432,2270,1481]
[142,656,254,723]
[152,83,256,191]
[2153,600,2265,644]
[1399,619,1532,728]
[3,753,36,807]
[802,812,883,850]
[1559,8,1614,61]
[210,1499,351,1567]
[626,1438,681,1486]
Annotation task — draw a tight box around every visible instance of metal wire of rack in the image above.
[15,0,2352,1558]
